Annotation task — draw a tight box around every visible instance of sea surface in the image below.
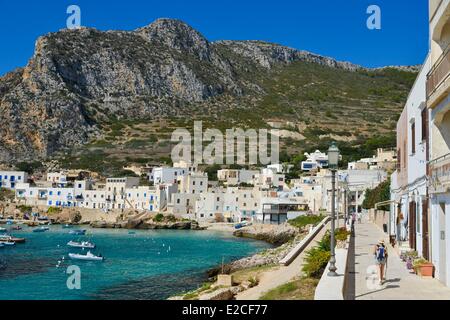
[0,226,271,300]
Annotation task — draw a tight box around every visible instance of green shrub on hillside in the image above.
[288,215,324,229]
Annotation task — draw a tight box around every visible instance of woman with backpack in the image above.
[374,239,388,284]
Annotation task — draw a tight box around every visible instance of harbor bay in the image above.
[0,226,271,300]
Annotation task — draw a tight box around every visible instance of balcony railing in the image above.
[427,44,450,99]
[429,152,450,189]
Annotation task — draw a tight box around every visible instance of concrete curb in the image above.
[314,234,352,300]
[279,216,330,266]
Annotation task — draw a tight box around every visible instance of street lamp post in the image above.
[327,142,340,277]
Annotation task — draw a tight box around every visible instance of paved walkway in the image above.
[235,221,331,300]
[353,218,450,300]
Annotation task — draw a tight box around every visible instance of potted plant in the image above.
[403,250,418,269]
[413,258,434,277]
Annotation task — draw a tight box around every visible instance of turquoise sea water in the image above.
[0,226,271,300]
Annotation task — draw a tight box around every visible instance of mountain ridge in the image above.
[0,18,418,165]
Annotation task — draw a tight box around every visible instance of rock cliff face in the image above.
[0,18,397,162]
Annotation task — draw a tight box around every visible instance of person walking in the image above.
[374,239,388,285]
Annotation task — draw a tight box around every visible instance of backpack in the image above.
[376,245,386,261]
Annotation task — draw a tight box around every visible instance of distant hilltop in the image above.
[0,18,418,166]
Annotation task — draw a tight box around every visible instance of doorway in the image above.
[439,203,446,285]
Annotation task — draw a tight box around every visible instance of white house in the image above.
[150,167,189,185]
[46,171,68,187]
[217,169,259,186]
[427,0,450,287]
[0,171,28,189]
[301,150,329,171]
[177,172,208,194]
[254,168,285,190]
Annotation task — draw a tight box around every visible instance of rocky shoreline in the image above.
[207,223,306,277]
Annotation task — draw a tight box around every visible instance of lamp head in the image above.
[328,142,340,169]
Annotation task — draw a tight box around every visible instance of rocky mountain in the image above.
[0,18,416,164]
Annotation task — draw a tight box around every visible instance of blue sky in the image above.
[0,0,429,76]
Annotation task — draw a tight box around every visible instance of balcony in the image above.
[427,44,450,106]
[429,152,450,193]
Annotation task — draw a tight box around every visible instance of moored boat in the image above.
[0,235,26,243]
[68,251,104,262]
[0,227,7,232]
[0,240,15,246]
[33,226,50,233]
[67,241,96,249]
[69,229,86,235]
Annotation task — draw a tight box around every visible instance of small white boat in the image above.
[68,251,104,262]
[0,227,7,232]
[69,229,86,235]
[0,235,25,243]
[67,241,96,249]
[33,226,50,233]
[1,241,15,246]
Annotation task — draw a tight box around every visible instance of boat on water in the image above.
[67,241,96,249]
[234,220,252,229]
[68,251,104,262]
[0,235,26,243]
[11,226,22,230]
[69,229,86,235]
[33,226,50,233]
[0,227,7,232]
[62,224,73,229]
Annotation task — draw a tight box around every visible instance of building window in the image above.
[421,107,428,142]
[411,121,416,154]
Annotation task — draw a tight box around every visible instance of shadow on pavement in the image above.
[345,230,356,300]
